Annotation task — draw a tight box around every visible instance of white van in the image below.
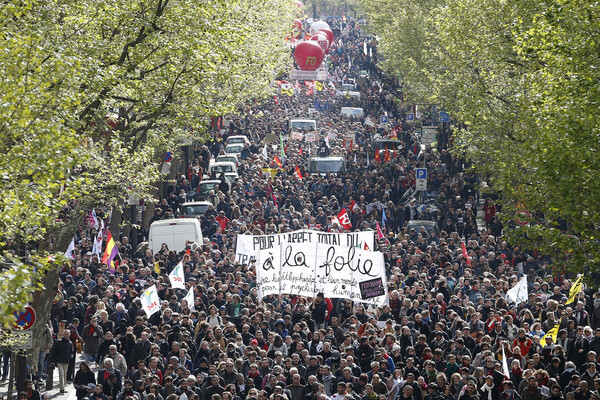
[340,107,364,117]
[308,156,346,175]
[288,118,317,132]
[206,161,237,178]
[148,218,203,253]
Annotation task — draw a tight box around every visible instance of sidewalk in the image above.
[0,354,93,400]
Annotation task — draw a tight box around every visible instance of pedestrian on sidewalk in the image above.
[50,329,74,394]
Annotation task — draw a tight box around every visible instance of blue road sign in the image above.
[406,113,414,121]
[439,111,450,122]
[416,168,427,180]
[380,115,388,124]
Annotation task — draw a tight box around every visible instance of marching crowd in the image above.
[7,14,600,400]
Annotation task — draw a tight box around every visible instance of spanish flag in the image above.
[101,231,119,274]
[567,276,583,304]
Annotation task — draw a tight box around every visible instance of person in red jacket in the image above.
[513,329,533,356]
[482,198,496,227]
[215,211,230,230]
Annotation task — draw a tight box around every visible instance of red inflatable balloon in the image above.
[293,19,303,31]
[317,27,334,45]
[294,41,324,71]
[310,33,329,54]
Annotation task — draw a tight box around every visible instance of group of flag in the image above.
[276,80,327,96]
[65,213,121,274]
[66,209,196,318]
[374,146,395,163]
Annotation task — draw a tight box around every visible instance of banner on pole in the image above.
[140,285,161,317]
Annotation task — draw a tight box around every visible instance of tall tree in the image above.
[0,0,297,372]
[355,0,600,278]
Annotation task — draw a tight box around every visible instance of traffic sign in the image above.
[515,210,531,226]
[439,111,450,122]
[421,132,435,145]
[12,306,36,330]
[380,115,388,124]
[416,168,427,191]
[164,152,173,162]
[406,113,414,123]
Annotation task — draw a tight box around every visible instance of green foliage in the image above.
[0,0,297,319]
[0,255,49,326]
[355,0,600,277]
[0,0,296,244]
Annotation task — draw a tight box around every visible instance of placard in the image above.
[255,241,388,305]
[305,132,317,142]
[359,277,386,299]
[291,131,303,140]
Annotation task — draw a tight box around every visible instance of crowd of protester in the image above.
[6,14,600,400]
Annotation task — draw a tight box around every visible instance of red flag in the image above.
[305,87,314,95]
[295,166,303,179]
[461,242,471,266]
[337,208,352,230]
[374,149,381,162]
[376,222,385,240]
[384,145,391,162]
[273,155,283,168]
[299,146,303,155]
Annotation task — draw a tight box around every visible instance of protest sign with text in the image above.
[235,229,374,264]
[255,242,388,305]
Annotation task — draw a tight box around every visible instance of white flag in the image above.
[363,41,367,55]
[262,144,268,161]
[501,345,510,379]
[91,209,99,229]
[64,237,76,259]
[92,231,103,256]
[506,276,528,304]
[169,261,186,289]
[140,285,161,317]
[184,288,195,311]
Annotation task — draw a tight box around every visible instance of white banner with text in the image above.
[235,230,375,265]
[255,242,388,305]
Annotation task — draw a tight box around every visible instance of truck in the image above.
[307,155,346,175]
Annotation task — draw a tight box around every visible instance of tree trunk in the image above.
[29,203,86,378]
[7,351,15,400]
[122,205,132,241]
[110,205,122,239]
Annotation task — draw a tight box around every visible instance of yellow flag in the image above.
[153,261,161,274]
[567,276,583,304]
[315,81,323,91]
[541,323,559,344]
[282,88,294,97]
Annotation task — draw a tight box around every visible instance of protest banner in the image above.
[255,241,388,305]
[235,229,374,264]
